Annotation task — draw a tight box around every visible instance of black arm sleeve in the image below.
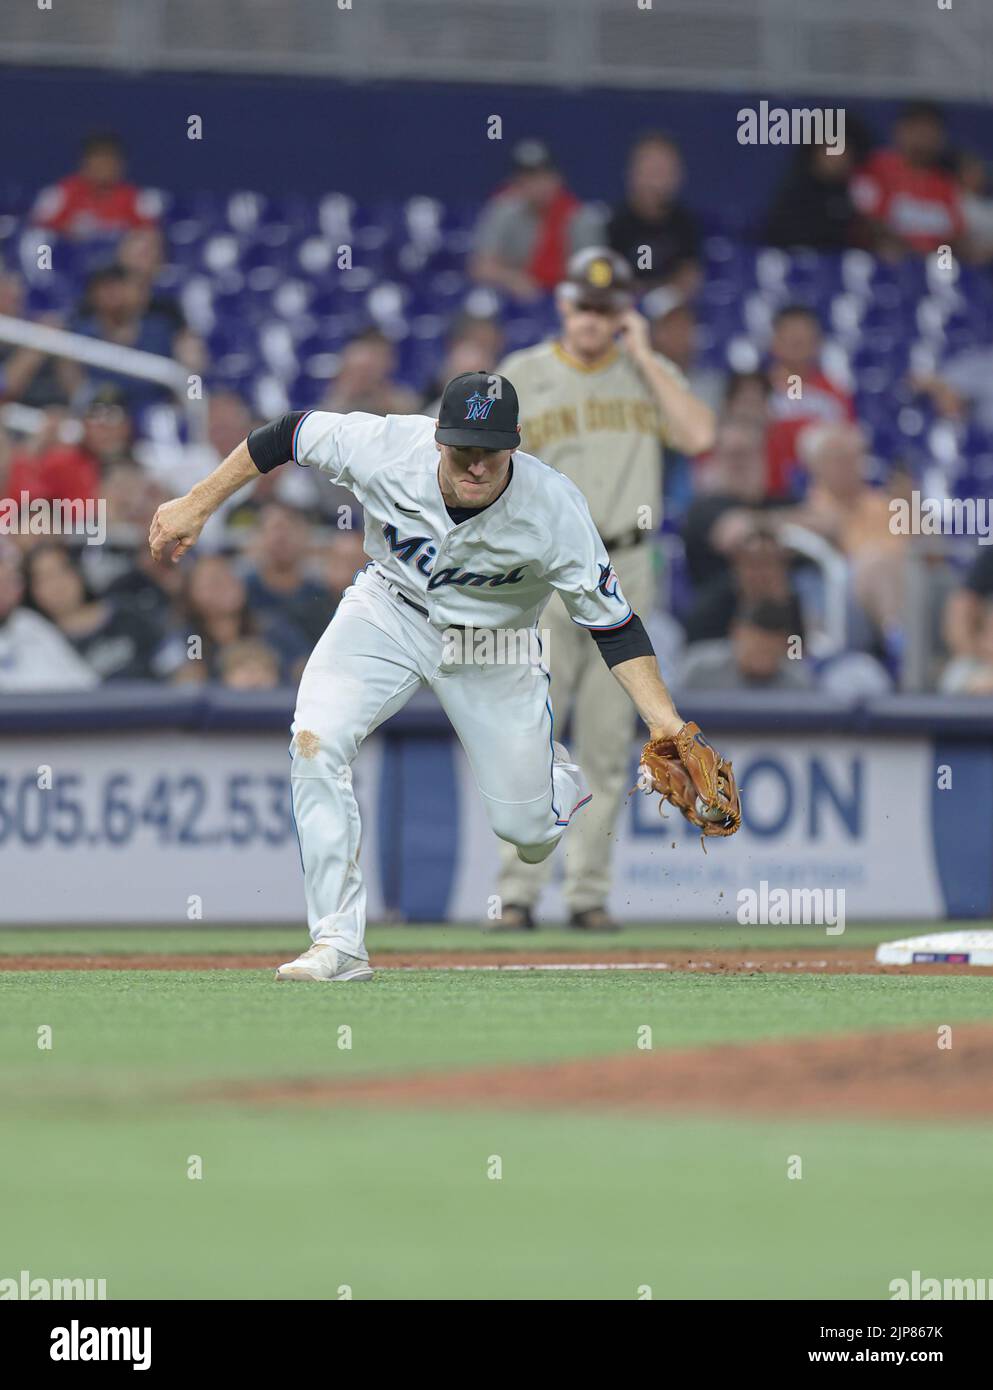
[246,411,307,474]
[587,611,656,669]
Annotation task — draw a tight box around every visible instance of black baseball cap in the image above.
[435,372,521,451]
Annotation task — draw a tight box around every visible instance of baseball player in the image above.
[149,372,733,981]
[493,248,716,931]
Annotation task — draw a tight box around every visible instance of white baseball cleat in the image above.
[274,940,374,982]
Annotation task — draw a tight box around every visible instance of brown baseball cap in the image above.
[558,247,635,311]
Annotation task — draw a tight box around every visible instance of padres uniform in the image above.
[495,338,686,917]
[258,405,647,962]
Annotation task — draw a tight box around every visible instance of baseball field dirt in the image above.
[3,922,993,1299]
[4,946,993,973]
[203,1023,993,1121]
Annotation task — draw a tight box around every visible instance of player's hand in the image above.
[149,494,207,564]
[616,308,653,361]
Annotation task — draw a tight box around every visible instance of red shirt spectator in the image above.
[851,150,963,253]
[765,305,856,497]
[32,133,157,238]
[5,444,100,507]
[3,386,134,508]
[850,102,963,255]
[469,139,604,301]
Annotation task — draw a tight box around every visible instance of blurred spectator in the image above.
[243,502,333,647]
[941,546,993,670]
[685,527,804,646]
[102,538,184,640]
[722,370,772,432]
[218,638,281,691]
[645,287,727,519]
[607,133,701,292]
[954,152,993,265]
[116,225,187,330]
[4,385,133,508]
[323,530,370,604]
[680,600,812,691]
[422,315,505,412]
[765,304,855,497]
[67,266,190,412]
[762,133,869,250]
[0,270,73,409]
[164,554,308,685]
[139,389,254,515]
[0,540,97,690]
[321,330,419,416]
[681,421,779,593]
[644,289,726,412]
[469,139,604,300]
[31,132,158,239]
[69,456,172,608]
[941,595,993,695]
[816,649,893,698]
[100,459,167,535]
[23,540,158,681]
[792,423,908,654]
[850,102,963,258]
[910,345,993,433]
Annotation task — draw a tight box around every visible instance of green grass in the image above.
[3,969,993,1093]
[0,920,954,955]
[3,923,992,1299]
[2,1106,992,1300]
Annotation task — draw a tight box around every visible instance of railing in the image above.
[778,522,851,659]
[0,315,207,442]
[0,0,989,100]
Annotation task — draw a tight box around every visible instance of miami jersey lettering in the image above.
[382,524,528,589]
[292,410,629,632]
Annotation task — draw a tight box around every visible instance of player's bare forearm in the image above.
[149,439,257,563]
[610,653,684,740]
[638,352,715,455]
[618,310,716,456]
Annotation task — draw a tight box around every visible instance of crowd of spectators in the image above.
[1,110,992,695]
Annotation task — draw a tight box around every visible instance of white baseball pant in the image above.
[289,567,589,958]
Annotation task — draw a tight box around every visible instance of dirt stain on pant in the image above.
[293,730,321,759]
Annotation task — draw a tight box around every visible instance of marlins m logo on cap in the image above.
[435,371,521,450]
[464,391,496,422]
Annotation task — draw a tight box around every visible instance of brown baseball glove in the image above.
[636,721,741,838]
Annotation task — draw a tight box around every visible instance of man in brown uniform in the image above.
[491,247,716,930]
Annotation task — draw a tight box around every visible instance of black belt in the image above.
[377,569,429,617]
[397,590,429,618]
[600,527,648,552]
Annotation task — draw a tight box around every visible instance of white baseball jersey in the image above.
[292,410,632,634]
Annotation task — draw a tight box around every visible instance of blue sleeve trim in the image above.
[571,607,634,632]
[291,410,314,464]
